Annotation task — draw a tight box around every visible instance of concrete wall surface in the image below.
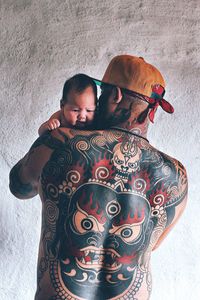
[0,0,199,299]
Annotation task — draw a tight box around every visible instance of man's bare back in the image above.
[10,127,187,300]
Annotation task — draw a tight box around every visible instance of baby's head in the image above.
[61,74,97,129]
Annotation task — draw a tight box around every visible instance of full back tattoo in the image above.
[21,128,187,300]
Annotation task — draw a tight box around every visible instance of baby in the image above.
[38,74,97,135]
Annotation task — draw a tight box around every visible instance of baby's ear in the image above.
[60,99,64,108]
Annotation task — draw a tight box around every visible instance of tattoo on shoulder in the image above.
[30,132,66,151]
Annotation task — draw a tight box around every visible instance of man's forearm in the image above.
[9,160,38,199]
[38,122,49,136]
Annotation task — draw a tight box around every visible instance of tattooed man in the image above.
[9,55,188,300]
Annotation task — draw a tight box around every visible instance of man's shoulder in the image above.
[154,147,187,175]
[146,143,185,169]
[50,128,115,145]
[137,142,187,191]
[146,145,188,197]
[52,127,103,139]
[29,131,66,151]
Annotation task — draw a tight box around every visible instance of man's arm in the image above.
[152,194,187,250]
[9,131,64,199]
[152,163,188,250]
[9,157,38,199]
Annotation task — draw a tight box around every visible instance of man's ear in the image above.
[114,87,123,103]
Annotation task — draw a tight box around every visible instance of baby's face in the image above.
[62,86,96,129]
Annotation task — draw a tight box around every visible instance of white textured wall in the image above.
[1,1,199,299]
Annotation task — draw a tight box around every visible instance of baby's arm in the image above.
[38,110,61,136]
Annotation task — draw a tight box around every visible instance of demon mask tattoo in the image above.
[51,183,151,299]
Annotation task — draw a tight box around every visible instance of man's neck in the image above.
[111,117,149,140]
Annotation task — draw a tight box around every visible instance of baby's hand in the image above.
[47,119,61,130]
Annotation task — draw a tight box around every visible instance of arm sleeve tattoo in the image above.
[9,161,33,198]
[9,132,64,199]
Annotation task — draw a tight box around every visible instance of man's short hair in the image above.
[62,74,97,104]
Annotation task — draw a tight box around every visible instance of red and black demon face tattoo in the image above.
[34,130,187,300]
[56,183,151,299]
